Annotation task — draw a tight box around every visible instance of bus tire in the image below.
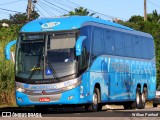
[86,88,101,112]
[140,87,147,109]
[131,88,141,109]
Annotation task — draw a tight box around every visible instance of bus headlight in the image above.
[16,87,25,92]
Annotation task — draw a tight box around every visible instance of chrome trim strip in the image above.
[23,81,81,95]
[16,76,81,95]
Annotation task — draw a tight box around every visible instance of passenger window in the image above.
[148,39,154,59]
[124,34,134,57]
[104,30,115,55]
[133,36,142,58]
[92,28,104,56]
[114,32,125,56]
[142,38,149,59]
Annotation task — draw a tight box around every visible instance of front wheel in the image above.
[85,88,101,112]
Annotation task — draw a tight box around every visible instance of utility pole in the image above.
[144,0,147,21]
[27,0,33,20]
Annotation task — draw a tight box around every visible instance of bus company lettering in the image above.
[111,62,129,72]
[64,80,74,87]
[31,84,57,90]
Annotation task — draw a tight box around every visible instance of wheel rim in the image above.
[93,92,98,110]
[136,91,140,105]
[141,93,146,103]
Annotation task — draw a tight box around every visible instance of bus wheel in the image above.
[86,88,101,112]
[140,87,147,109]
[131,88,141,109]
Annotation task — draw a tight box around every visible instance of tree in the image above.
[9,11,39,24]
[9,13,27,24]
[64,7,95,16]
[147,10,160,23]
[128,15,144,23]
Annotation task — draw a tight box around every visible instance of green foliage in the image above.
[129,15,144,23]
[64,7,96,16]
[0,25,22,105]
[1,11,39,25]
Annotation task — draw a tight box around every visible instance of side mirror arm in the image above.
[5,40,17,60]
[76,36,86,56]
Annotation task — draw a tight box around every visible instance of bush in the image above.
[0,25,22,106]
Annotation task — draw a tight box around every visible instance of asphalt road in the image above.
[0,105,160,120]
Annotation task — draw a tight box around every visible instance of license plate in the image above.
[39,98,50,102]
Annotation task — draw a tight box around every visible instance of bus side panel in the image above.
[89,57,109,103]
[147,63,156,100]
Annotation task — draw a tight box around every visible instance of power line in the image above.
[58,0,127,21]
[35,5,46,17]
[0,0,21,5]
[39,1,66,14]
[43,0,70,13]
[0,7,22,13]
[51,0,75,10]
[37,3,55,17]
[147,0,160,9]
[0,11,13,15]
[38,3,57,16]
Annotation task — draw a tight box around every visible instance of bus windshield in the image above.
[45,33,76,79]
[15,33,77,81]
[16,34,45,79]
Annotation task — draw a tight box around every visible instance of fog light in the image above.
[17,97,23,102]
[68,96,73,100]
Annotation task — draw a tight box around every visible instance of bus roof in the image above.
[20,16,134,32]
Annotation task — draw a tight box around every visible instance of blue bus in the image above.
[5,16,156,112]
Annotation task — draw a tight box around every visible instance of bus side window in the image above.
[124,34,134,57]
[142,38,150,59]
[92,27,104,58]
[133,36,142,58]
[104,30,115,55]
[114,32,125,56]
[148,39,154,59]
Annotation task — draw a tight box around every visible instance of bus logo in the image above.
[41,22,60,29]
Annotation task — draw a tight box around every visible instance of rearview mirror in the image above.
[76,36,86,56]
[5,40,17,62]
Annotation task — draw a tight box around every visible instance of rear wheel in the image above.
[85,88,101,112]
[131,88,141,109]
[140,87,147,109]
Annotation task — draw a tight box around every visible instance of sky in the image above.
[0,0,160,21]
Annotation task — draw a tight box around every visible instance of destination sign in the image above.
[22,34,44,40]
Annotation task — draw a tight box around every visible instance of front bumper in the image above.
[16,85,87,106]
